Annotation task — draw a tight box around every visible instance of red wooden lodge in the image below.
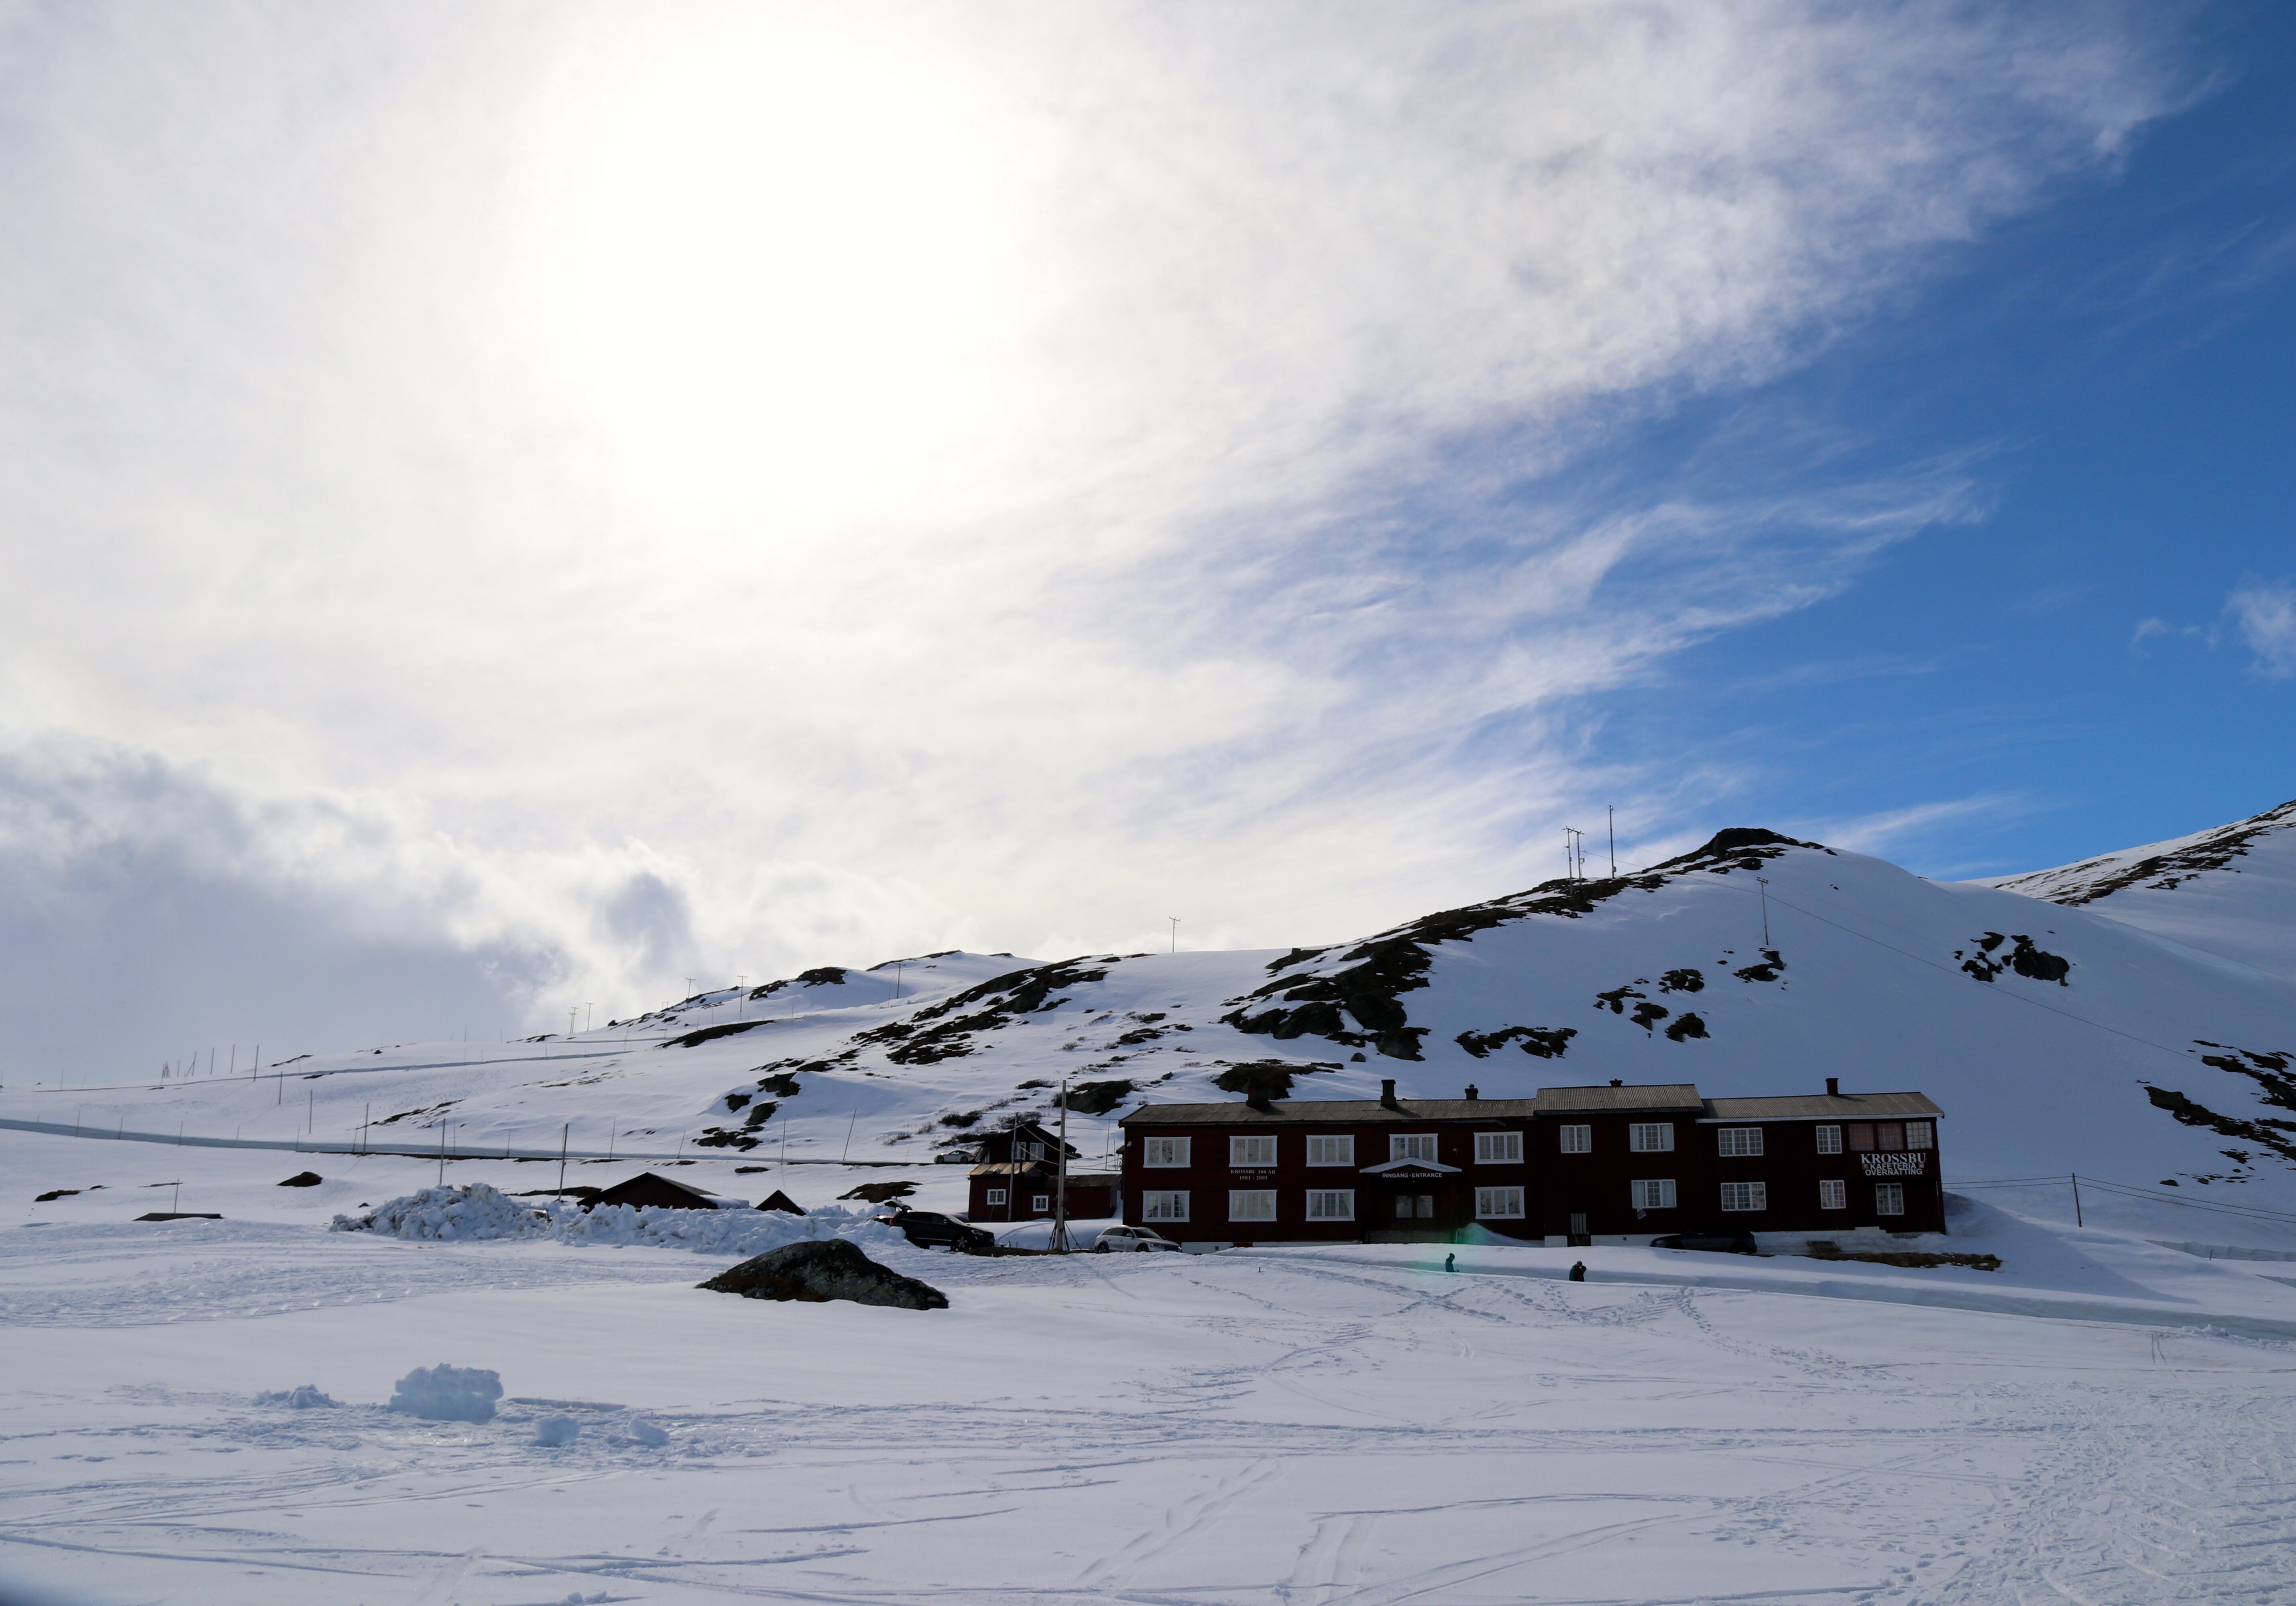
[1117,1077,1943,1249]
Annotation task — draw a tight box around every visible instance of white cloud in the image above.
[2226,576,2296,679]
[0,2,2186,1050]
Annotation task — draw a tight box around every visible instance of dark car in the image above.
[878,1209,995,1254]
[1650,1228,1759,1255]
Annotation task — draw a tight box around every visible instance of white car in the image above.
[1091,1224,1180,1253]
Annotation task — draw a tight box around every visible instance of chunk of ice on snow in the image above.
[534,1413,579,1446]
[389,1363,503,1423]
[252,1384,339,1409]
[625,1418,670,1446]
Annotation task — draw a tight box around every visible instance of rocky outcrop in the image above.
[697,1239,949,1310]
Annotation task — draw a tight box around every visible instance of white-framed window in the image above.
[1906,1121,1934,1151]
[1629,1178,1676,1211]
[1390,1133,1438,1163]
[1305,1189,1354,1221]
[1031,1194,1050,1213]
[1629,1123,1674,1153]
[1142,1190,1189,1222]
[1230,1135,1277,1168]
[1558,1124,1592,1154]
[1815,1124,1842,1155]
[1018,1141,1044,1162]
[985,1188,1007,1207]
[1474,1131,1523,1165]
[1144,1136,1190,1168]
[1474,1186,1525,1219]
[1875,1182,1905,1217]
[1818,1179,1847,1211]
[1229,1190,1276,1222]
[1307,1134,1355,1166]
[1718,1181,1767,1213]
[1715,1127,1763,1158]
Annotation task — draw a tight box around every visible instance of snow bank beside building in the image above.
[331,1182,907,1257]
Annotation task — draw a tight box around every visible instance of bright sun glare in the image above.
[525,12,1042,538]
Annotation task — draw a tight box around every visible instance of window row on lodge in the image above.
[1139,1176,1920,1224]
[1115,1078,1946,1248]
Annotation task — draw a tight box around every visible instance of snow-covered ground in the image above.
[6,1122,2296,1605]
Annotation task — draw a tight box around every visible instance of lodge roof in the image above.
[1120,1097,1540,1127]
[1535,1082,1704,1115]
[1702,1091,1942,1120]
[1120,1080,1940,1127]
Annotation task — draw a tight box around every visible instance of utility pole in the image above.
[438,1123,447,1187]
[892,961,904,1002]
[735,979,746,1020]
[252,1044,259,1082]
[1052,1080,1071,1252]
[1756,876,1772,948]
[1169,917,1180,955]
[1608,806,1616,876]
[2071,1173,2083,1228]
[558,1123,570,1193]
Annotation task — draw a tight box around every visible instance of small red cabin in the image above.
[965,1120,1116,1220]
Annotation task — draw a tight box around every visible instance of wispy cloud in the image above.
[0,2,2190,1051]
[2226,576,2296,678]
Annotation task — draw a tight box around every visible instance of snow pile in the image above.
[533,1413,579,1446]
[334,1184,908,1257]
[625,1418,670,1446]
[252,1384,339,1409]
[331,1183,548,1241]
[389,1363,503,1423]
[551,1199,905,1257]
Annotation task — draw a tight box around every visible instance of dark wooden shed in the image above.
[587,1172,742,1212]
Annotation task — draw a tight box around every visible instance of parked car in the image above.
[1650,1228,1759,1255]
[877,1209,995,1254]
[1092,1224,1179,1253]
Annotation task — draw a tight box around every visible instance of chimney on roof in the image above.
[1826,1077,1840,1097]
[1609,1079,1622,1088]
[1464,1084,1479,1101]
[1379,1078,1398,1109]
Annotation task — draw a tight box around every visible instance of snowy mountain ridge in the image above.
[1989,795,2296,983]
[13,805,2296,1219]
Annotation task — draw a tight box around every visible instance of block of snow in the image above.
[533,1413,579,1446]
[389,1363,504,1423]
[252,1384,339,1409]
[625,1418,670,1446]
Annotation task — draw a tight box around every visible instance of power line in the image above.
[1756,883,2224,1072]
[1954,1172,2296,1228]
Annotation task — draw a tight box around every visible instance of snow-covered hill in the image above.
[1991,796,2296,983]
[12,816,2296,1219]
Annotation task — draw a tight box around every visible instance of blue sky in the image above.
[1575,3,2296,878]
[0,2,2288,1071]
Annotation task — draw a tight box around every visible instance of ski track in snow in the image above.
[4,1228,2295,1605]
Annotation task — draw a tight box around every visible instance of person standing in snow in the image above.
[1444,1252,1455,1272]
[1569,1260,1586,1282]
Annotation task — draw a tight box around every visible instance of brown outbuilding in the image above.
[586,1172,744,1212]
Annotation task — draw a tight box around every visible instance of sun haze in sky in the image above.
[0,0,2289,1071]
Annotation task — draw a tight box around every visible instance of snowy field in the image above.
[6,1130,2296,1605]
